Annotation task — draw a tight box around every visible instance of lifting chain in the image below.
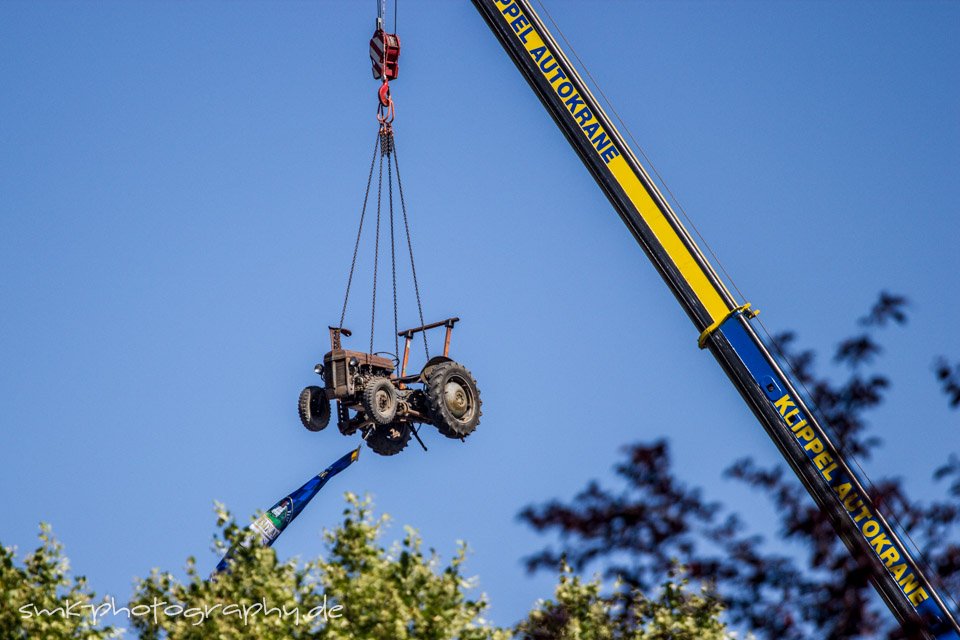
[337,88,427,364]
[336,0,425,362]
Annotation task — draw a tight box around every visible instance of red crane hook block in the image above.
[370,28,400,82]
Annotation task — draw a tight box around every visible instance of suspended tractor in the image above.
[298,317,481,456]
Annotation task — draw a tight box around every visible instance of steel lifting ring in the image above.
[377,101,395,126]
[377,103,395,126]
[376,81,395,125]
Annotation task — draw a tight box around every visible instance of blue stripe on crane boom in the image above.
[472,0,960,636]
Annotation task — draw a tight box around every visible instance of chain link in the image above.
[370,150,384,353]
[339,129,426,362]
[339,133,381,332]
[392,141,429,360]
[387,147,400,360]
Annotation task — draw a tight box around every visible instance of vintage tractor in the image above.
[298,317,481,455]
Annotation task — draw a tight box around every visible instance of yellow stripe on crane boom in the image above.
[490,0,734,326]
[476,1,960,636]
[609,161,731,323]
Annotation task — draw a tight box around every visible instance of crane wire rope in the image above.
[392,139,430,361]
[534,0,960,614]
[338,0,428,363]
[369,147,385,353]
[339,132,381,332]
[388,150,400,360]
[533,0,750,310]
[751,312,960,619]
[337,120,428,360]
[376,0,398,33]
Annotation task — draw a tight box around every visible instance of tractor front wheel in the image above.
[298,386,330,432]
[362,377,398,426]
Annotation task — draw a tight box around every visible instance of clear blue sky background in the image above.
[2,0,959,629]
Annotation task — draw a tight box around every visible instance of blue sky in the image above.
[2,0,959,629]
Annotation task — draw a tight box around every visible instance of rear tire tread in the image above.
[425,362,481,439]
[365,422,412,456]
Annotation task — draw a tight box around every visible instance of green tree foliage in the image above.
[2,495,731,639]
[517,563,734,640]
[19,297,951,639]
[519,293,960,639]
[130,492,510,640]
[0,523,118,639]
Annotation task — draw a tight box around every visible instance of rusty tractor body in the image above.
[298,317,481,455]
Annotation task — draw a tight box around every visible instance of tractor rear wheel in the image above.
[362,377,398,426]
[425,362,481,438]
[298,386,330,432]
[365,422,411,456]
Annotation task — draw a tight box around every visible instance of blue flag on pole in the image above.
[214,446,361,574]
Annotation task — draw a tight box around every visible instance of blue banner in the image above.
[214,447,361,574]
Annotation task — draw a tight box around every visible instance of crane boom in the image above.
[471,0,960,637]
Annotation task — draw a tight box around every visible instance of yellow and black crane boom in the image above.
[471,0,960,637]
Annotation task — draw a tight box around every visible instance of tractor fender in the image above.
[419,356,453,382]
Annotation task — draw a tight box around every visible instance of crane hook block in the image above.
[370,28,400,82]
